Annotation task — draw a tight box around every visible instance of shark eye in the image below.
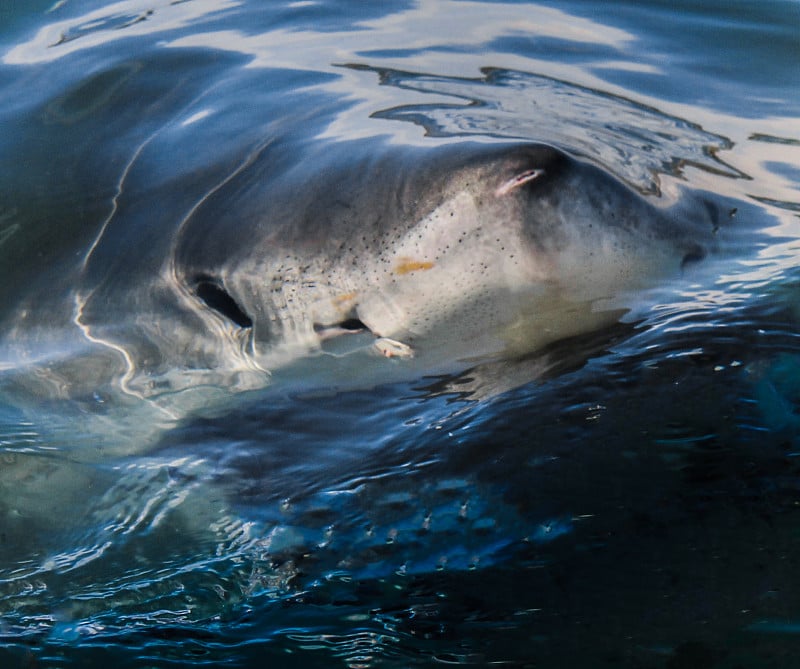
[495,168,546,196]
[192,275,253,328]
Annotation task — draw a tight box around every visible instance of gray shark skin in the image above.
[0,142,716,449]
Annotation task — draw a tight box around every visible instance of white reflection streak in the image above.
[356,0,634,48]
[181,108,212,126]
[46,0,68,13]
[43,542,114,574]
[3,0,242,65]
[80,129,158,274]
[161,0,637,143]
[71,123,164,404]
[165,0,633,72]
[72,293,142,399]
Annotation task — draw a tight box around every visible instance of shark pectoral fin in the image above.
[374,337,414,359]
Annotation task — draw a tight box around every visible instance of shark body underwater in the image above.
[0,141,717,451]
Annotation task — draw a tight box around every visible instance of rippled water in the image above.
[1,1,799,667]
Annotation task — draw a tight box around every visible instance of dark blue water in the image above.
[1,1,799,667]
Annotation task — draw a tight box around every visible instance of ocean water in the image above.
[0,1,799,667]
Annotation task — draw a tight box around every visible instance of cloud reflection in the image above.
[164,0,633,73]
[3,0,241,64]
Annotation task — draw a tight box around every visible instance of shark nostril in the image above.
[681,246,706,271]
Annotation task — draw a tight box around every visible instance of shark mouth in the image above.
[313,317,369,339]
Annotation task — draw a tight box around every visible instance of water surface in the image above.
[0,1,799,667]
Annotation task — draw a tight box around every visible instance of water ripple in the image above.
[348,65,744,193]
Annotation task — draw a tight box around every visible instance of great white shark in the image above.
[0,141,717,451]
